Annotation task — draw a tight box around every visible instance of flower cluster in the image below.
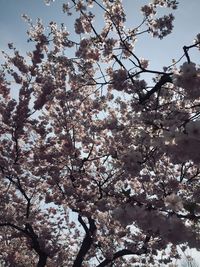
[0,0,200,266]
[149,14,175,39]
[164,193,183,212]
[194,33,200,50]
[110,68,128,91]
[120,148,142,175]
[173,62,200,99]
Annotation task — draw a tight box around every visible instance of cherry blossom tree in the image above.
[0,0,200,266]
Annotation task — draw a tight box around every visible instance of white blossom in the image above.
[164,193,183,212]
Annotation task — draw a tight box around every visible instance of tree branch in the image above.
[25,223,48,267]
[72,216,97,267]
[0,222,48,267]
[97,245,149,267]
[183,41,200,63]
[139,74,172,104]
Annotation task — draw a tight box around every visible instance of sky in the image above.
[0,0,200,265]
[0,0,200,68]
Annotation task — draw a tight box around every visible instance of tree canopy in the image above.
[0,0,200,266]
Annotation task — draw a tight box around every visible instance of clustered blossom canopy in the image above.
[0,0,200,266]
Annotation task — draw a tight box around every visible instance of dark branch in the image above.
[139,74,172,104]
[0,222,48,267]
[0,222,27,235]
[183,46,190,63]
[72,216,97,267]
[97,246,149,267]
[25,223,48,267]
[183,41,200,63]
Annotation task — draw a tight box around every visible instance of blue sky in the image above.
[0,0,200,69]
[0,0,200,265]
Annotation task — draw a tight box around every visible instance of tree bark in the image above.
[72,216,96,267]
[37,253,48,267]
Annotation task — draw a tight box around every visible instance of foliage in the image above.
[0,0,200,266]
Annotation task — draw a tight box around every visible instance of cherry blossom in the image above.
[0,0,200,266]
[164,193,183,212]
